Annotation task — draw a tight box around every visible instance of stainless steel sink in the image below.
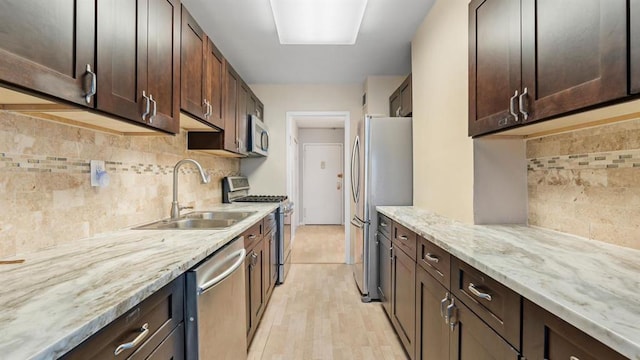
[182,211,255,221]
[134,211,256,230]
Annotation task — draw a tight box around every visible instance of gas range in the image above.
[222,176,294,284]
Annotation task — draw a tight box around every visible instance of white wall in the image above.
[411,0,475,223]
[363,76,405,116]
[241,84,362,195]
[297,128,345,222]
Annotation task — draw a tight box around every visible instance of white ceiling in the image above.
[180,0,436,84]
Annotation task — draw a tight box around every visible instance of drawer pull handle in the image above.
[570,357,580,360]
[380,222,388,227]
[248,234,257,240]
[468,283,492,301]
[424,253,439,263]
[114,323,149,355]
[398,235,408,241]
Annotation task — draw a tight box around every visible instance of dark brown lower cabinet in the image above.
[450,298,519,360]
[522,300,627,360]
[415,266,450,360]
[264,229,277,301]
[246,237,265,343]
[378,231,392,316]
[392,245,416,359]
[62,276,185,359]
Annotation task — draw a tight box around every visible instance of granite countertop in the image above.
[377,206,640,360]
[0,203,279,360]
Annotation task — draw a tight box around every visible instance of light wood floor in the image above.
[248,264,407,360]
[291,225,345,264]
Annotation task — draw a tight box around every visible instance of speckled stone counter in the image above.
[0,203,279,360]
[377,206,640,360]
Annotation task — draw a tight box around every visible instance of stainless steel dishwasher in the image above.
[185,237,247,359]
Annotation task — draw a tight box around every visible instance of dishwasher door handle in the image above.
[197,248,246,295]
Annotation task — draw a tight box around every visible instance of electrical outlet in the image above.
[90,160,106,187]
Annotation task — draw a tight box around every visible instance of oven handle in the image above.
[197,248,246,295]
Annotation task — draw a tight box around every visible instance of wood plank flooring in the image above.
[291,225,345,264]
[248,263,407,360]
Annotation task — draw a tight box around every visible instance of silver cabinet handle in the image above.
[380,222,388,228]
[468,283,492,301]
[208,102,213,117]
[398,235,408,241]
[509,90,519,122]
[570,357,580,360]
[424,253,439,263]
[84,64,97,104]
[203,100,209,117]
[440,292,450,321]
[114,323,149,355]
[248,234,257,239]
[447,298,457,332]
[141,91,150,122]
[519,87,529,121]
[149,94,157,124]
[395,106,401,117]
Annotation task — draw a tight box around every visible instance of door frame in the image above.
[301,142,344,225]
[285,111,352,264]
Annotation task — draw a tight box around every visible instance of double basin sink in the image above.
[134,211,256,230]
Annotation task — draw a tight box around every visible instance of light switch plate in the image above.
[90,160,105,187]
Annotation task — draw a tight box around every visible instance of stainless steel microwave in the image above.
[248,114,269,157]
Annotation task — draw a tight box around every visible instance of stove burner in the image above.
[235,195,288,203]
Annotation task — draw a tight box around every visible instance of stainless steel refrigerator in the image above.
[350,115,413,302]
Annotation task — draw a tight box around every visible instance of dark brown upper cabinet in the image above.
[631,0,640,94]
[469,0,628,137]
[97,0,180,134]
[389,74,412,117]
[224,63,240,153]
[180,6,225,130]
[237,81,250,155]
[0,1,96,107]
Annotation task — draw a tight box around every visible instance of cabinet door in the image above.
[390,90,401,117]
[450,298,519,360]
[247,244,265,343]
[520,0,627,122]
[145,323,185,360]
[269,230,278,291]
[0,1,95,106]
[145,0,180,134]
[632,0,640,94]
[522,300,627,360]
[391,246,416,359]
[263,230,275,300]
[377,232,392,316]
[224,63,239,153]
[237,82,250,155]
[468,0,522,136]
[206,40,225,129]
[180,6,207,121]
[400,75,412,117]
[415,267,449,360]
[245,253,252,337]
[96,0,148,124]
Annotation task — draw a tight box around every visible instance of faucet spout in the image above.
[171,159,211,219]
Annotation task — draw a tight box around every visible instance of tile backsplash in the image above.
[527,119,640,249]
[0,111,239,258]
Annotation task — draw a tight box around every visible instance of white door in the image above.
[302,143,343,224]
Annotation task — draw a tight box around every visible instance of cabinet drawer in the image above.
[416,236,450,288]
[263,211,277,235]
[451,258,521,349]
[62,276,185,360]
[392,222,416,261]
[377,213,392,238]
[523,299,627,360]
[243,221,263,251]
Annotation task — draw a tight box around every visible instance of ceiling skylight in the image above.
[270,0,368,45]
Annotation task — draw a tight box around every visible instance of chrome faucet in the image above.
[171,159,211,219]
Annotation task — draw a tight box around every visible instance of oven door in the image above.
[249,115,269,157]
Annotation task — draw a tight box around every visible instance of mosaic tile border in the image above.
[0,152,237,178]
[528,149,640,171]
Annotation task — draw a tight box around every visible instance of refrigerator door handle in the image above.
[350,217,364,229]
[351,136,360,204]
